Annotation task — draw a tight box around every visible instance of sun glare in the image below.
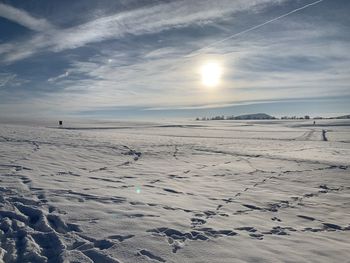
[200,62,222,88]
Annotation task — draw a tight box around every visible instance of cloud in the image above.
[48,71,69,82]
[0,3,54,32]
[42,15,349,113]
[187,0,324,57]
[0,73,16,87]
[0,73,28,88]
[0,0,288,63]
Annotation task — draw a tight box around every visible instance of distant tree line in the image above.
[281,115,350,120]
[195,113,350,121]
[195,113,276,121]
[281,115,311,120]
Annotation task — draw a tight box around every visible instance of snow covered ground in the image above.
[0,119,349,263]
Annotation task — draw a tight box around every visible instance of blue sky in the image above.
[0,0,349,120]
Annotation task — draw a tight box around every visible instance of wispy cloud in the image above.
[0,73,28,88]
[48,71,69,82]
[0,3,54,32]
[42,17,350,112]
[0,0,288,63]
[0,73,16,87]
[186,0,324,57]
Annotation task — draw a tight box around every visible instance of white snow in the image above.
[0,119,349,262]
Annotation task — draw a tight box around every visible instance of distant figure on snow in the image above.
[313,121,316,126]
[59,120,63,127]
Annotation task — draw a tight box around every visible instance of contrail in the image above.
[185,0,324,57]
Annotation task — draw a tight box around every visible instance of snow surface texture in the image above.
[0,119,349,263]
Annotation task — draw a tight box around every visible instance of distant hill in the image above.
[233,113,276,120]
[334,114,350,119]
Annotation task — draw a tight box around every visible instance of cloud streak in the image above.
[0,73,16,87]
[187,0,325,57]
[0,3,53,32]
[0,0,288,63]
[48,71,69,82]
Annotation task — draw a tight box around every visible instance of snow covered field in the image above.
[0,119,349,263]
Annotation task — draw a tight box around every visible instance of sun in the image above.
[200,62,222,88]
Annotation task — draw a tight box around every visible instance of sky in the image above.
[0,0,349,121]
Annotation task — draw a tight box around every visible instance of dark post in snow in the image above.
[322,129,327,141]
